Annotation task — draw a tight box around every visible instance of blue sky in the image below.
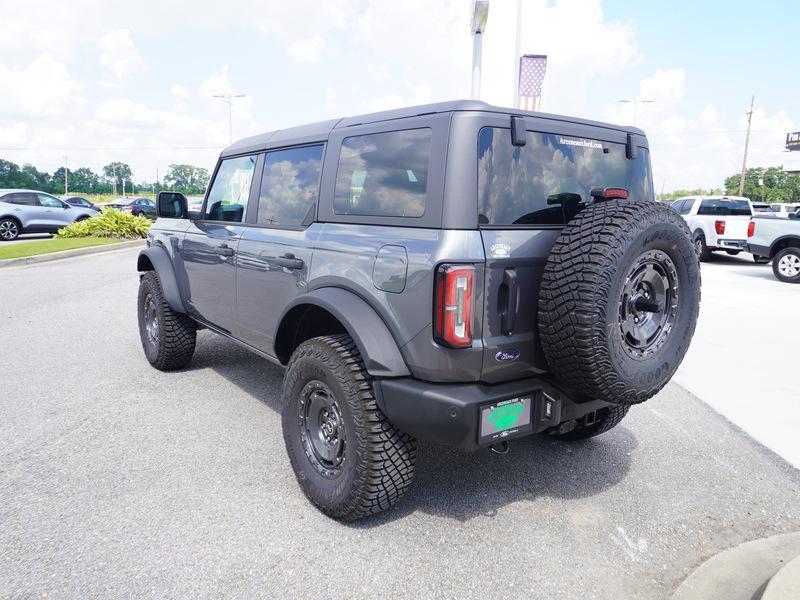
[0,0,797,192]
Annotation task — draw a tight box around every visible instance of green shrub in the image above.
[56,209,151,239]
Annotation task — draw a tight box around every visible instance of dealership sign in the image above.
[787,132,800,151]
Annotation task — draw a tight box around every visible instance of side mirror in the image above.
[157,192,188,219]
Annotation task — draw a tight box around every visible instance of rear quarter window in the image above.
[333,128,431,218]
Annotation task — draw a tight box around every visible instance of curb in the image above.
[0,239,146,269]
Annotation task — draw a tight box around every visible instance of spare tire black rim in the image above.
[618,249,679,360]
[298,380,345,478]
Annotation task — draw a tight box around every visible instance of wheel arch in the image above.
[275,288,410,378]
[770,235,800,257]
[137,246,187,313]
[0,214,23,228]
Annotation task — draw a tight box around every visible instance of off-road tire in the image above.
[0,217,20,241]
[693,232,712,262]
[552,405,630,441]
[137,271,196,370]
[772,247,800,283]
[282,335,416,521]
[538,201,701,405]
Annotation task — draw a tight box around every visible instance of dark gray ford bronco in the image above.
[137,100,700,520]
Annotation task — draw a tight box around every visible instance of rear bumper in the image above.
[715,238,747,250]
[373,377,612,451]
[747,242,770,257]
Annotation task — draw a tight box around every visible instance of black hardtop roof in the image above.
[221,100,646,158]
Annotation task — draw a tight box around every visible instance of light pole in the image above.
[619,99,654,125]
[470,1,490,100]
[63,156,69,194]
[213,94,246,145]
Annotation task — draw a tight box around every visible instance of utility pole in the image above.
[470,1,490,100]
[513,0,522,107]
[112,164,117,196]
[738,95,755,197]
[213,94,246,145]
[63,156,69,194]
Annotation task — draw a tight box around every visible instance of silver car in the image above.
[0,189,97,241]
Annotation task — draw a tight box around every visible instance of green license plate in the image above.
[479,396,533,444]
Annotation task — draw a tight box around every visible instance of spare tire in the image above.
[538,201,700,405]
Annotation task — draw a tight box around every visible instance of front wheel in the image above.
[137,271,196,369]
[773,247,800,283]
[282,335,416,520]
[0,218,20,241]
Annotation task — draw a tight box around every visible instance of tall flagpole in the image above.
[513,0,522,108]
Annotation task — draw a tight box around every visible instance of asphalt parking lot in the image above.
[2,247,799,599]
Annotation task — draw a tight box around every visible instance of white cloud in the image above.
[288,36,325,63]
[96,30,147,83]
[170,84,189,100]
[0,54,83,118]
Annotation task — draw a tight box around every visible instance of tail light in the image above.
[590,187,629,201]
[715,220,725,235]
[434,264,475,348]
[748,221,755,237]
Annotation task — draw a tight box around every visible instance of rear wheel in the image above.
[0,218,20,241]
[282,335,416,520]
[773,247,800,283]
[552,406,630,441]
[539,201,701,405]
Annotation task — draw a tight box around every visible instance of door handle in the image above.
[215,244,235,257]
[275,253,304,270]
[500,268,518,335]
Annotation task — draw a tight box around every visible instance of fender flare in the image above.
[277,288,410,378]
[137,246,186,313]
[770,234,800,256]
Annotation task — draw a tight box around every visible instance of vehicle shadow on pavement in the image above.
[189,333,636,526]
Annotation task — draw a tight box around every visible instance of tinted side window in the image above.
[679,199,694,215]
[257,145,323,227]
[334,129,431,218]
[37,194,65,208]
[2,193,37,206]
[205,155,257,223]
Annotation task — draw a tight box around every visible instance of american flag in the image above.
[517,54,547,111]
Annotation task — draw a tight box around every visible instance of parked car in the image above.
[748,215,800,283]
[671,195,754,261]
[767,203,800,218]
[61,195,101,212]
[103,197,157,218]
[135,100,701,520]
[751,202,773,214]
[0,189,98,241]
[121,197,157,218]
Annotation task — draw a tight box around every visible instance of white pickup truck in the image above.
[671,195,754,261]
[748,215,800,283]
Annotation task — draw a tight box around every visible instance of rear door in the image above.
[235,144,324,353]
[476,119,653,383]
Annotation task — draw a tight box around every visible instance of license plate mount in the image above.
[478,395,534,445]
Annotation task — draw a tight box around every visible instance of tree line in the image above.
[657,166,800,203]
[0,158,210,196]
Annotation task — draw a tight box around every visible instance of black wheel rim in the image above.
[144,294,159,347]
[618,249,679,360]
[0,220,18,240]
[297,380,346,478]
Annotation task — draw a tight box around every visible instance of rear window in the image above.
[334,128,431,218]
[478,127,653,226]
[697,199,751,216]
